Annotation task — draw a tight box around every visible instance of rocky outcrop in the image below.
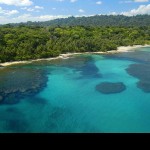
[0,96,3,102]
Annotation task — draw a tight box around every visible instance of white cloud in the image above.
[78,9,85,13]
[26,8,34,12]
[21,5,44,12]
[70,0,77,2]
[0,14,72,24]
[96,1,102,5]
[0,0,33,6]
[0,7,19,16]
[5,10,19,15]
[122,4,150,16]
[35,6,44,9]
[110,12,118,15]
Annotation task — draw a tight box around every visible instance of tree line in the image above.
[7,15,150,27]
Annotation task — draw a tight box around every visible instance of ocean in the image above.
[0,47,150,133]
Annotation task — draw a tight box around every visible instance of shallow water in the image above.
[0,47,150,133]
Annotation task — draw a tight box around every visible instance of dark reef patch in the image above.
[0,107,30,132]
[44,106,72,132]
[47,55,102,79]
[4,119,29,133]
[96,82,126,94]
[137,81,150,93]
[0,95,3,102]
[126,63,150,92]
[78,61,102,79]
[49,107,70,120]
[0,107,23,121]
[104,50,150,64]
[126,64,150,81]
[0,67,48,105]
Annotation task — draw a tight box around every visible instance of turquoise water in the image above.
[1,47,150,133]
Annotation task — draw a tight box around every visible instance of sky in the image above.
[0,0,150,24]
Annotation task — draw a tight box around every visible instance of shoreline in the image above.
[0,44,150,67]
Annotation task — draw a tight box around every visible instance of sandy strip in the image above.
[116,45,150,52]
[0,44,150,67]
[0,54,78,67]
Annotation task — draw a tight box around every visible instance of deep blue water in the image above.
[1,47,150,133]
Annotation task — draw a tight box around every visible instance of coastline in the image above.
[0,44,150,67]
